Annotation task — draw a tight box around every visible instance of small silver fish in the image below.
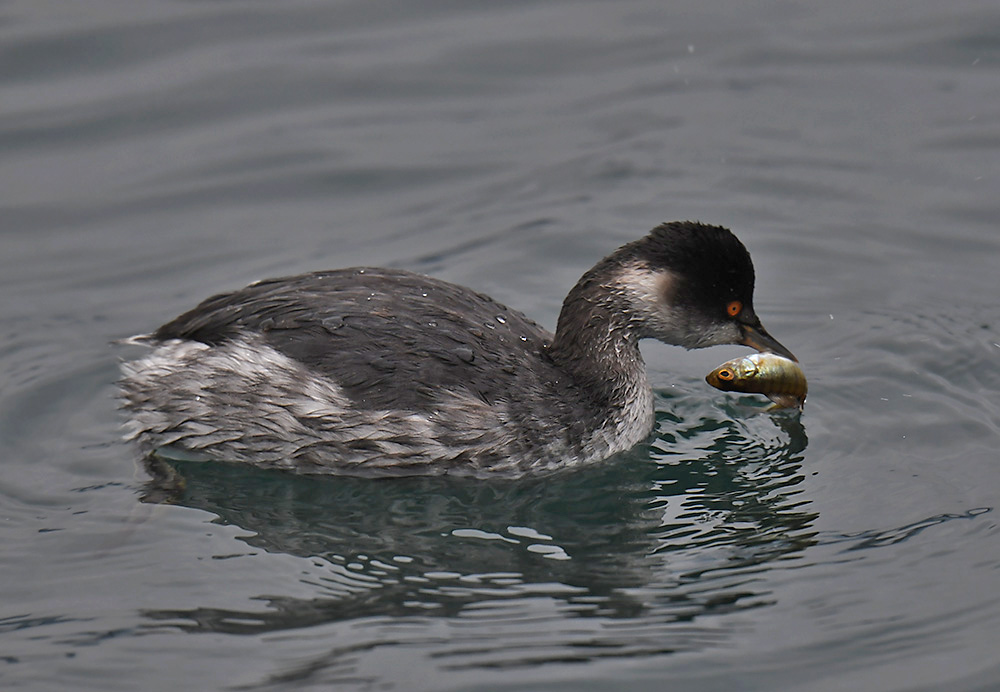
[705,352,807,409]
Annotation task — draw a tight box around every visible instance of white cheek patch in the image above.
[605,262,747,350]
[606,264,690,342]
[611,263,676,308]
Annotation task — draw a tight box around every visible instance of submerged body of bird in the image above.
[705,352,807,409]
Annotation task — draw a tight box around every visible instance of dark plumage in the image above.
[119,221,794,476]
[154,269,552,412]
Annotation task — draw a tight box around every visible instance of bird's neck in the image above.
[546,274,650,410]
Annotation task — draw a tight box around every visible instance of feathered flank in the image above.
[120,222,793,476]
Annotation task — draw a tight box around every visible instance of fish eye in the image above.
[726,300,742,317]
[717,368,734,381]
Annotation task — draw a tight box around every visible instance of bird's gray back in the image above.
[154,269,561,412]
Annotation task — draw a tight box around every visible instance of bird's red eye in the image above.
[726,301,742,317]
[717,368,734,381]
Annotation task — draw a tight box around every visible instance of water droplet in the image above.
[495,315,506,324]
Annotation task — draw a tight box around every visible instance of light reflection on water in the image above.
[134,399,812,671]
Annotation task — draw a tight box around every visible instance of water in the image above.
[2,0,999,689]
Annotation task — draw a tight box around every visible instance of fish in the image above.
[705,352,807,409]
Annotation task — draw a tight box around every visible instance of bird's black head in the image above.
[613,221,795,359]
[635,221,755,315]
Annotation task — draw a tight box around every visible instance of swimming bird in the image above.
[119,221,795,477]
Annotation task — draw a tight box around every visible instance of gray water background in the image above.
[2,1,999,690]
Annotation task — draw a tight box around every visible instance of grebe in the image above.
[120,221,795,476]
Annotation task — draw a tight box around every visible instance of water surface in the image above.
[2,1,999,690]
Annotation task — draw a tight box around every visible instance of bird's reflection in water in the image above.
[139,398,812,671]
